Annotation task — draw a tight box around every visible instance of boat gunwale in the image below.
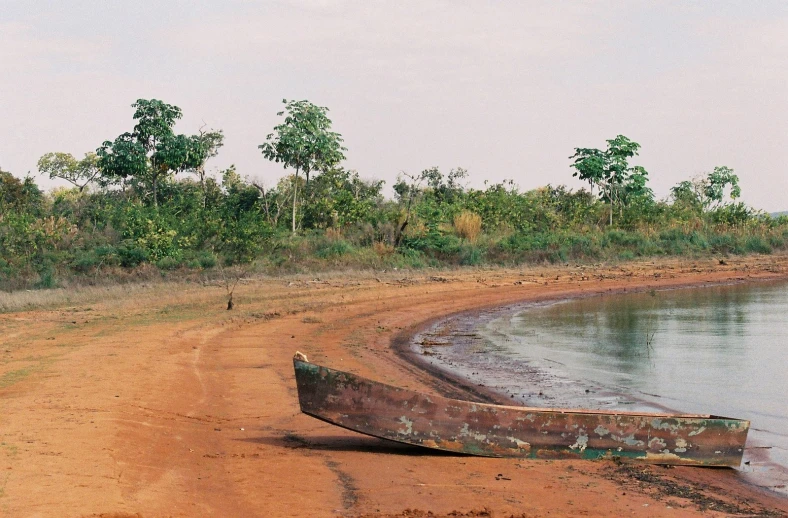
[294,359,749,424]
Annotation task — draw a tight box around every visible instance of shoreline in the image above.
[395,274,778,410]
[395,276,788,498]
[3,255,788,516]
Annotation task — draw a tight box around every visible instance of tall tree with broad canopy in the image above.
[96,99,211,207]
[259,99,346,234]
[569,135,651,225]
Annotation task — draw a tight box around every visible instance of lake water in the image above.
[416,280,788,494]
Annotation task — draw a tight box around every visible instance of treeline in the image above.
[1,98,787,291]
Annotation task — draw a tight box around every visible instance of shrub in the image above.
[394,246,424,267]
[71,250,102,273]
[657,228,708,255]
[564,234,600,259]
[0,257,13,279]
[182,250,217,269]
[197,251,217,269]
[155,256,181,270]
[400,232,461,255]
[117,243,148,268]
[121,206,179,261]
[372,241,394,257]
[602,229,645,248]
[314,238,354,258]
[36,268,57,289]
[709,234,740,255]
[499,232,559,253]
[744,235,771,254]
[32,254,59,289]
[459,244,483,266]
[768,233,785,249]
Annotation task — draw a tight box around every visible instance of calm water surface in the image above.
[472,281,788,492]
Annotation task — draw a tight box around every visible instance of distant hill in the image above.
[770,211,788,218]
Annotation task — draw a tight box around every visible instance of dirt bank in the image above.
[2,255,788,517]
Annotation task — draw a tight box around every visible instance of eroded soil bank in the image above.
[2,255,788,517]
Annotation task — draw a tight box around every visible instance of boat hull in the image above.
[293,359,749,466]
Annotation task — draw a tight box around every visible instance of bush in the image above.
[744,235,771,254]
[602,229,645,248]
[499,232,555,253]
[121,206,179,261]
[155,256,181,270]
[657,228,708,255]
[182,250,217,269]
[36,268,57,289]
[768,234,785,249]
[32,254,59,289]
[72,250,102,273]
[314,238,354,258]
[394,246,424,267]
[400,232,461,255]
[0,257,14,279]
[709,234,740,255]
[372,241,394,257]
[197,251,217,269]
[459,244,483,266]
[564,234,600,259]
[117,243,148,268]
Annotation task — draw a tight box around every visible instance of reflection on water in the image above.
[485,281,788,493]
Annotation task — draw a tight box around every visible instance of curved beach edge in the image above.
[388,262,788,501]
[392,270,779,410]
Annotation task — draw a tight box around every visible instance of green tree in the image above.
[422,167,468,206]
[37,152,101,192]
[670,166,741,212]
[704,166,741,209]
[392,167,468,246]
[392,171,427,247]
[188,127,225,205]
[302,168,384,229]
[0,169,44,214]
[671,180,701,209]
[569,135,650,225]
[259,99,346,234]
[97,99,206,207]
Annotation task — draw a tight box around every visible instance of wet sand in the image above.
[2,255,788,516]
[408,279,788,498]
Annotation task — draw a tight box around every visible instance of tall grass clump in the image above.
[453,210,482,243]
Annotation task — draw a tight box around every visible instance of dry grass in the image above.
[325,227,342,240]
[373,241,395,257]
[0,269,406,315]
[0,281,215,314]
[454,210,482,242]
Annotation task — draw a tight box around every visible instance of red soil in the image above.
[1,256,787,517]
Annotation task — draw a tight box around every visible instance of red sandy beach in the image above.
[1,255,788,517]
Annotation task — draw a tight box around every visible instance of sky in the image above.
[1,1,787,210]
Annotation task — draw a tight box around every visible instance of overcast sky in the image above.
[1,1,787,210]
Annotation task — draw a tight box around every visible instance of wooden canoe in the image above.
[293,354,749,467]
